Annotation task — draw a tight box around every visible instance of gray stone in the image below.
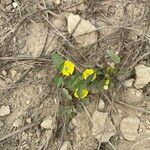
[0,105,10,116]
[41,116,56,129]
[120,116,140,141]
[67,14,97,47]
[91,111,116,142]
[134,64,150,89]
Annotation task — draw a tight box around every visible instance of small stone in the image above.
[41,116,56,129]
[52,0,61,5]
[12,2,18,8]
[67,14,97,47]
[0,121,4,128]
[11,69,17,77]
[0,105,10,116]
[60,141,72,150]
[26,118,32,124]
[120,116,140,141]
[145,119,150,125]
[91,111,116,142]
[123,79,134,87]
[134,64,150,89]
[2,70,7,76]
[13,118,23,127]
[26,100,30,104]
[98,99,105,110]
[40,104,44,109]
[123,88,143,104]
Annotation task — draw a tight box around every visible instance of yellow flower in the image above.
[74,88,88,99]
[62,60,74,76]
[82,69,96,80]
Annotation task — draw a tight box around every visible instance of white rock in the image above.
[26,100,31,105]
[67,14,97,47]
[98,99,105,110]
[26,118,32,124]
[2,70,7,76]
[12,2,18,8]
[0,105,10,116]
[0,121,4,128]
[13,118,23,127]
[41,116,55,129]
[123,79,134,87]
[134,64,150,89]
[10,69,17,77]
[68,14,96,37]
[91,111,116,142]
[52,0,61,5]
[60,141,72,150]
[120,116,140,141]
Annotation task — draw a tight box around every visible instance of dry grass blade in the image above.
[0,121,41,143]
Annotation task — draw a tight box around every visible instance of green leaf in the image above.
[77,82,86,99]
[65,74,82,90]
[51,52,64,70]
[61,88,72,101]
[54,75,63,87]
[58,106,75,119]
[85,73,95,83]
[107,50,120,64]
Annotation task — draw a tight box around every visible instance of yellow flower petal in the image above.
[74,88,88,99]
[82,69,96,80]
[62,60,74,76]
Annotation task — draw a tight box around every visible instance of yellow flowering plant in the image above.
[51,51,120,100]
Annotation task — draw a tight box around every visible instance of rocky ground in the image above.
[0,0,150,150]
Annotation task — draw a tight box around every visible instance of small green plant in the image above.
[51,51,120,100]
[107,49,120,64]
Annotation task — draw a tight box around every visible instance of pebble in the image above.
[2,70,7,76]
[134,64,150,89]
[0,105,10,116]
[98,99,105,110]
[120,116,140,141]
[91,111,116,142]
[41,116,56,129]
[12,2,18,8]
[10,69,18,77]
[52,0,61,5]
[26,118,32,124]
[60,141,72,150]
[13,118,23,127]
[26,100,31,105]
